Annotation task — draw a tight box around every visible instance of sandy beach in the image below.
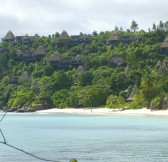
[36,108,168,116]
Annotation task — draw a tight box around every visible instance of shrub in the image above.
[106,95,126,108]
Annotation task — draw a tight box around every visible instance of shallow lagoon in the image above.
[0,113,168,162]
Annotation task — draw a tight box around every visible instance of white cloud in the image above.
[0,0,168,38]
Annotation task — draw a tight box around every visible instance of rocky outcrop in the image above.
[10,104,47,112]
[162,96,168,110]
[150,96,163,110]
[150,95,168,110]
[126,84,138,102]
[157,59,168,76]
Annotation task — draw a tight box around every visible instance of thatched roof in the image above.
[16,50,24,55]
[109,33,121,41]
[58,31,70,40]
[110,56,125,66]
[4,31,15,40]
[77,65,84,72]
[75,55,81,62]
[35,45,46,55]
[127,84,138,101]
[161,38,168,48]
[19,71,30,80]
[49,51,61,62]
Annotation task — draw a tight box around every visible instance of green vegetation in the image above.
[0,21,168,111]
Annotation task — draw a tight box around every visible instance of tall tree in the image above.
[159,20,164,30]
[152,23,156,30]
[165,21,168,31]
[114,26,119,32]
[130,20,139,32]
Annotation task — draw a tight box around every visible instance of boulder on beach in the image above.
[150,95,168,110]
[162,96,168,110]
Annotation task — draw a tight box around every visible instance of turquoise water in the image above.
[0,113,168,162]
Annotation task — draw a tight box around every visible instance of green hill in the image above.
[0,22,168,112]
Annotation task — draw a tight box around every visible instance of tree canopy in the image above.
[0,20,168,111]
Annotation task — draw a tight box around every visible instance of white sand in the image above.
[36,108,168,116]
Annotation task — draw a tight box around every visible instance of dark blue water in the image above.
[0,113,168,162]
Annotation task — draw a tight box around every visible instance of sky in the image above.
[0,0,168,38]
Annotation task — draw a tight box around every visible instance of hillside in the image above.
[0,23,168,112]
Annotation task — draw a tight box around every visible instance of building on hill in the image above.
[49,51,61,65]
[35,45,47,60]
[22,34,30,44]
[56,30,71,45]
[56,31,91,46]
[3,31,15,42]
[19,71,30,81]
[69,35,80,46]
[75,55,82,62]
[16,34,34,44]
[108,32,121,45]
[15,45,46,62]
[48,51,83,69]
[2,31,35,44]
[15,50,36,62]
[109,56,126,66]
[9,72,30,84]
[68,34,91,46]
[58,57,74,68]
[77,65,84,72]
[108,33,145,45]
[80,34,91,43]
[161,38,168,55]
[2,30,91,46]
[73,55,83,67]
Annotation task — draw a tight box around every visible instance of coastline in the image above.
[36,108,168,116]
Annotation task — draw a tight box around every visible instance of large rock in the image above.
[150,96,163,110]
[9,107,19,112]
[31,104,45,111]
[157,59,168,76]
[150,95,168,110]
[16,108,25,113]
[162,96,168,110]
[10,104,49,113]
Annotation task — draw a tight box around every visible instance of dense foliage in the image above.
[0,21,168,110]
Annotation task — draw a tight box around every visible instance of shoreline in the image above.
[36,108,168,116]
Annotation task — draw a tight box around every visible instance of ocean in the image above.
[0,113,168,162]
